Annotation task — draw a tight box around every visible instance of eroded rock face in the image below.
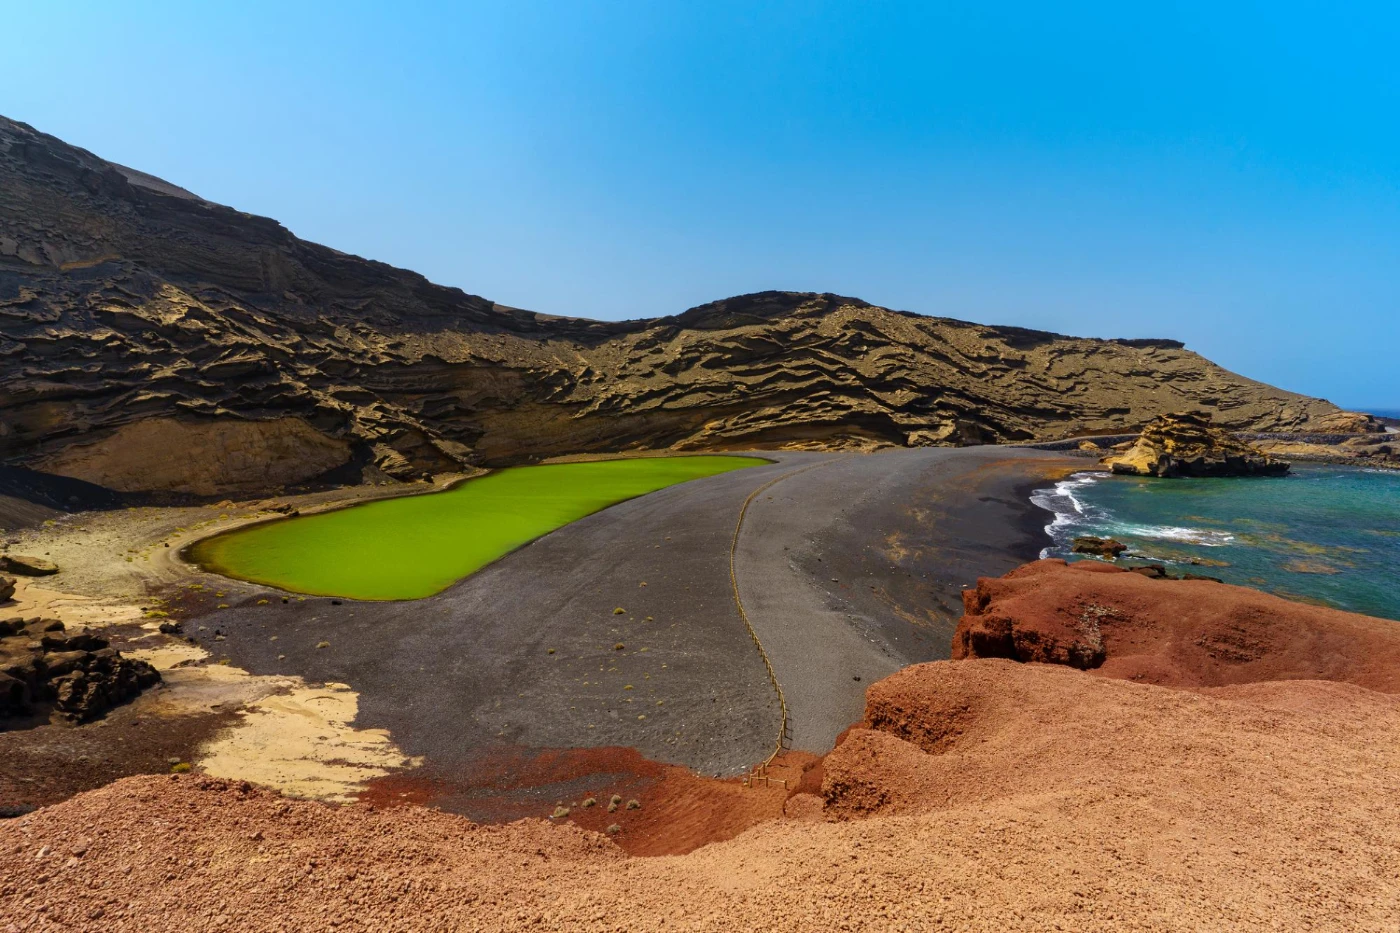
[1315,410,1388,434]
[0,115,1366,496]
[1255,433,1400,471]
[34,417,350,497]
[0,617,160,722]
[951,558,1400,690]
[1102,411,1291,477]
[0,573,14,602]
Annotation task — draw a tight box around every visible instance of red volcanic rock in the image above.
[9,662,1400,932]
[952,558,1400,691]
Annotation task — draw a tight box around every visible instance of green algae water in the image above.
[190,456,763,600]
[1033,463,1400,621]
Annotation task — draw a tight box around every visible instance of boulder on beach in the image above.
[0,554,60,576]
[1102,411,1290,477]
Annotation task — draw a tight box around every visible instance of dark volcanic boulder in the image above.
[0,618,160,722]
[1102,411,1290,477]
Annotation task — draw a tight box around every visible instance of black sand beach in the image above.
[187,446,1078,816]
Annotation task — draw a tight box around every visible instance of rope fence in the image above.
[729,458,843,789]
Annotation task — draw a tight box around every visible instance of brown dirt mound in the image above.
[953,557,1400,690]
[358,744,818,857]
[5,656,1400,931]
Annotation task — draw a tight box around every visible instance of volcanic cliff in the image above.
[0,115,1366,496]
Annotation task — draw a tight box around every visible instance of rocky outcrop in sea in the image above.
[1102,411,1291,477]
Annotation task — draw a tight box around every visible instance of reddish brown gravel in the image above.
[357,744,815,856]
[3,655,1399,931]
[954,557,1400,690]
[6,564,1400,931]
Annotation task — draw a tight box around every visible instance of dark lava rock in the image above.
[1180,572,1226,583]
[0,555,59,576]
[0,618,160,722]
[1071,536,1128,559]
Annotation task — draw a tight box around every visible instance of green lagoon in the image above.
[188,455,763,600]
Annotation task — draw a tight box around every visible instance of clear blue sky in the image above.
[7,1,1398,408]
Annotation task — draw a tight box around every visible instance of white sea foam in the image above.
[1029,471,1235,552]
[1030,472,1106,556]
[1105,523,1235,546]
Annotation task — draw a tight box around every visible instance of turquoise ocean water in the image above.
[1032,463,1400,622]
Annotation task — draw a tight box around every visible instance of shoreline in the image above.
[1024,460,1400,623]
[1,446,1081,824]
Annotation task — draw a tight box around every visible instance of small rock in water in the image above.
[1072,536,1128,559]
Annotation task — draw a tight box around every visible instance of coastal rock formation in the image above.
[0,115,1369,495]
[1254,432,1400,470]
[951,558,1400,690]
[0,617,160,721]
[1102,411,1291,477]
[1069,535,1127,558]
[1315,410,1388,434]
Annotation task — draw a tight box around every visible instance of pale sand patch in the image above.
[197,682,422,802]
[2,576,143,629]
[0,480,447,802]
[124,641,209,671]
[126,640,420,801]
[7,577,421,803]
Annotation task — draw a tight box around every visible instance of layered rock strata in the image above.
[1102,411,1291,477]
[0,115,1373,495]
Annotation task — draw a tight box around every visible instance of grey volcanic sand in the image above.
[191,447,1075,802]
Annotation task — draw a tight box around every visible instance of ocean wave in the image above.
[1104,523,1236,546]
[1030,473,1107,555]
[1029,472,1235,551]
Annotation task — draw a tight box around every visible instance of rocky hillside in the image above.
[0,115,1369,495]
